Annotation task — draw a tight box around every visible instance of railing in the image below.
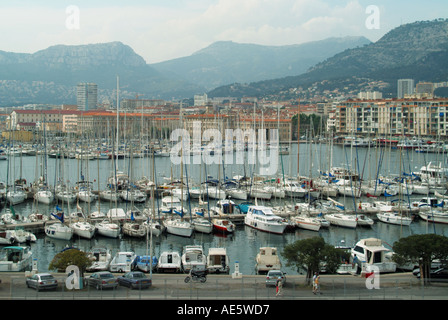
[5,274,448,300]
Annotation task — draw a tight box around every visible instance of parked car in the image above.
[117,271,151,289]
[415,268,448,281]
[26,273,58,291]
[87,271,118,290]
[265,270,286,287]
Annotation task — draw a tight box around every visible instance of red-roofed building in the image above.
[10,109,83,133]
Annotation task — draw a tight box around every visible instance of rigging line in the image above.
[344,146,357,216]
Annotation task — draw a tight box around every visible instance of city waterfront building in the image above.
[77,83,98,111]
[415,82,435,98]
[397,79,415,99]
[331,97,448,137]
[194,94,209,106]
[9,109,82,133]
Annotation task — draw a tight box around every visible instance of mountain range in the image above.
[0,36,369,106]
[0,18,447,107]
[151,36,371,91]
[209,19,448,99]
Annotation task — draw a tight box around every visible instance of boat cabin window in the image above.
[372,251,382,264]
[353,246,364,254]
[223,204,233,214]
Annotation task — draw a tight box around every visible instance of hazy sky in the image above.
[0,0,446,63]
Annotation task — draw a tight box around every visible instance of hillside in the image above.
[0,42,204,106]
[151,36,371,90]
[208,19,448,99]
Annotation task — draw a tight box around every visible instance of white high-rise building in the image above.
[397,79,414,98]
[77,83,98,111]
[194,93,208,106]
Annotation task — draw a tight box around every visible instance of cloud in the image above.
[0,1,444,64]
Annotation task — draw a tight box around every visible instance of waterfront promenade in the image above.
[1,272,447,300]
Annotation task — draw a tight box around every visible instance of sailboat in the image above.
[163,124,194,238]
[291,214,321,231]
[5,128,27,206]
[191,208,213,234]
[122,221,147,238]
[163,211,193,237]
[95,219,121,238]
[55,184,77,204]
[45,211,73,240]
[324,213,358,228]
[76,181,97,203]
[69,206,96,239]
[34,188,54,205]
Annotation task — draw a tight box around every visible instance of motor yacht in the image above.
[244,205,287,234]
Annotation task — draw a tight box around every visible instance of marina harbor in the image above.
[1,1,448,306]
[0,141,448,279]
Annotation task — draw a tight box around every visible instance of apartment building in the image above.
[77,83,98,111]
[9,109,82,133]
[75,110,292,142]
[331,98,448,137]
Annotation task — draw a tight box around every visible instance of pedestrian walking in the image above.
[312,272,320,295]
[276,277,283,297]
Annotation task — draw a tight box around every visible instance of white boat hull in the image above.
[164,219,193,237]
[7,191,26,205]
[249,189,272,200]
[192,219,213,234]
[325,214,358,228]
[100,190,120,202]
[377,212,412,226]
[71,222,96,239]
[207,188,226,200]
[244,216,286,234]
[157,251,181,273]
[34,191,54,205]
[212,219,235,233]
[227,189,248,200]
[55,192,77,204]
[95,222,121,238]
[78,191,98,203]
[418,210,448,224]
[121,190,147,203]
[45,223,73,240]
[292,216,321,231]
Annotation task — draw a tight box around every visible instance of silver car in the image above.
[265,270,286,287]
[26,273,58,291]
[87,271,118,290]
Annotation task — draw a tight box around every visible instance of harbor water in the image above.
[2,142,448,275]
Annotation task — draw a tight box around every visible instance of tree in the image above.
[282,237,344,284]
[392,234,448,284]
[49,248,91,276]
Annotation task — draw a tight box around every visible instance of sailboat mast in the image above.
[115,75,119,191]
[297,99,300,180]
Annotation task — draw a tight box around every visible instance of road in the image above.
[1,271,447,301]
